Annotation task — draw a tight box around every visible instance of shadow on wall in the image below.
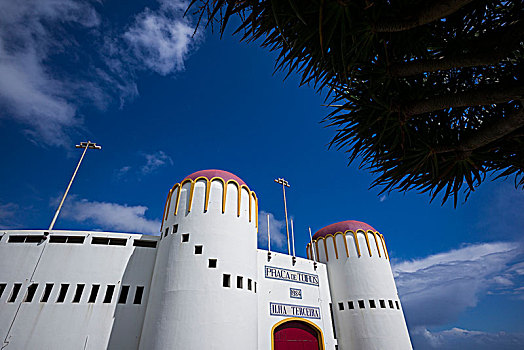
[107,244,158,349]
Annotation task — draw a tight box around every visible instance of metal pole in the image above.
[309,227,316,262]
[282,182,290,255]
[48,141,101,231]
[291,218,296,257]
[267,214,271,252]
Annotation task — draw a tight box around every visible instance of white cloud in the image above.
[393,242,524,327]
[141,151,174,174]
[411,327,524,350]
[0,202,21,229]
[258,210,287,250]
[61,197,160,234]
[124,0,200,75]
[0,0,200,147]
[379,194,387,202]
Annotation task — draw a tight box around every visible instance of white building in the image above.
[0,169,412,349]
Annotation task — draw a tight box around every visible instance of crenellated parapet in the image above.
[160,170,258,232]
[306,229,389,261]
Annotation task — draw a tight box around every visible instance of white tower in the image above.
[139,170,259,349]
[307,220,412,350]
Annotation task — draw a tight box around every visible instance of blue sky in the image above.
[0,0,523,348]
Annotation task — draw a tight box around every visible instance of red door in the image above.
[274,321,320,350]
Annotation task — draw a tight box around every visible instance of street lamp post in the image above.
[274,177,291,255]
[48,141,102,231]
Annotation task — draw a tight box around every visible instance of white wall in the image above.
[0,230,158,350]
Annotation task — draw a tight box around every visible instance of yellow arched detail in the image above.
[359,229,372,257]
[379,233,389,260]
[350,231,362,257]
[163,176,257,223]
[371,231,382,258]
[252,192,258,229]
[322,238,329,262]
[329,234,339,259]
[306,243,311,260]
[342,232,350,258]
[271,317,325,350]
[174,179,192,215]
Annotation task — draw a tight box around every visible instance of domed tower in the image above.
[139,170,259,349]
[306,220,412,350]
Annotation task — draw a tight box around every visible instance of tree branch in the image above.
[436,106,524,153]
[373,0,476,33]
[389,20,524,76]
[402,86,524,116]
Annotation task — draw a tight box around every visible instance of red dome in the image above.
[313,220,377,240]
[183,169,246,186]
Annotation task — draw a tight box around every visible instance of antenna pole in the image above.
[291,218,296,257]
[48,141,102,231]
[274,178,291,255]
[267,214,271,252]
[309,227,316,262]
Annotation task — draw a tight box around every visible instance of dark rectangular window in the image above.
[24,283,38,302]
[133,286,144,304]
[247,279,252,291]
[8,235,25,243]
[369,299,376,308]
[41,284,53,302]
[194,245,203,254]
[358,300,365,309]
[182,233,189,242]
[49,235,85,244]
[56,284,69,303]
[25,235,44,243]
[72,284,85,303]
[164,227,169,237]
[338,302,344,311]
[379,299,386,308]
[237,276,243,289]
[254,282,257,293]
[388,300,394,309]
[8,283,22,302]
[103,285,115,303]
[172,224,178,233]
[395,301,400,309]
[109,238,127,246]
[88,285,100,303]
[134,240,157,248]
[118,285,130,304]
[68,236,85,244]
[348,301,354,309]
[0,283,7,299]
[92,237,109,245]
[223,274,231,288]
[49,235,67,243]
[208,259,217,268]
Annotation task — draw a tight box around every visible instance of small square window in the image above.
[395,301,400,309]
[88,285,100,303]
[208,259,217,268]
[118,286,130,304]
[24,283,38,303]
[8,283,22,303]
[172,224,178,233]
[254,282,257,293]
[369,299,376,308]
[388,300,394,308]
[223,274,231,288]
[194,245,203,254]
[72,284,85,303]
[338,302,344,311]
[0,283,6,299]
[164,227,169,237]
[348,301,354,309]
[41,284,53,302]
[358,300,365,309]
[182,233,189,242]
[247,279,252,291]
[103,285,115,303]
[56,284,69,303]
[379,299,386,308]
[237,276,243,289]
